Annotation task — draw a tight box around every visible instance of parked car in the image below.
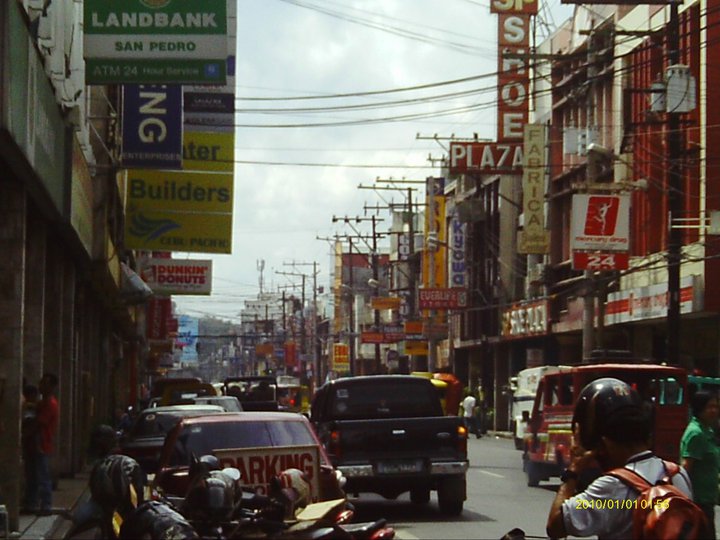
[152,412,345,502]
[120,404,224,473]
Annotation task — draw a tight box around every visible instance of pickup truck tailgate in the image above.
[331,417,464,463]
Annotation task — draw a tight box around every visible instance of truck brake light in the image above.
[329,429,341,460]
[457,425,468,455]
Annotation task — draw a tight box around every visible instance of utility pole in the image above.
[582,31,598,363]
[333,216,385,375]
[427,177,438,372]
[666,2,683,367]
[348,238,355,376]
[371,215,381,373]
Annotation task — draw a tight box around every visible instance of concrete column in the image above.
[43,243,63,481]
[58,258,75,475]
[59,260,77,472]
[22,215,46,386]
[0,181,27,532]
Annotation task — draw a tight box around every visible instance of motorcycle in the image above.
[150,455,395,540]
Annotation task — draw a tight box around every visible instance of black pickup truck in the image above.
[310,375,469,515]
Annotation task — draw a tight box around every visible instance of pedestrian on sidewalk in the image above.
[461,389,480,438]
[21,384,40,514]
[680,389,720,538]
[34,373,59,516]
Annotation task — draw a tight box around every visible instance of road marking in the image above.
[479,470,505,478]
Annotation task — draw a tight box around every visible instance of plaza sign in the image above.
[84,0,227,84]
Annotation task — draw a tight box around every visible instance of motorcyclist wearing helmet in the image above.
[546,377,693,539]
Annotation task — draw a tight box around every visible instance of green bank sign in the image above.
[84,0,227,84]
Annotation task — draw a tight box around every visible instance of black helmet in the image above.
[183,473,236,522]
[572,377,644,450]
[90,455,146,517]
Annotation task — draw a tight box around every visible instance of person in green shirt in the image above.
[680,389,720,538]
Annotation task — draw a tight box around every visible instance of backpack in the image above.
[608,460,710,540]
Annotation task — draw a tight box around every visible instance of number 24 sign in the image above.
[572,252,629,271]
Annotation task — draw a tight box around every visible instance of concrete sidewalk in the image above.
[14,472,89,540]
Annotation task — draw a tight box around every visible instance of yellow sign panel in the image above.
[405,340,429,355]
[125,169,233,213]
[519,123,549,254]
[371,296,402,310]
[125,209,232,254]
[422,194,447,289]
[183,131,234,172]
[332,343,350,371]
[124,169,233,254]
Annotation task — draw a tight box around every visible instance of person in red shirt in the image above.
[34,373,59,516]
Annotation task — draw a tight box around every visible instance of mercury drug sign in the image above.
[84,0,227,84]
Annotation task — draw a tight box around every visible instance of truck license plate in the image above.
[377,460,423,474]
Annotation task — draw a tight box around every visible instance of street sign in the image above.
[418,288,468,310]
[570,194,630,252]
[84,0,228,84]
[572,251,630,271]
[371,296,402,310]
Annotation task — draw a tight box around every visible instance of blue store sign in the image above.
[122,84,183,169]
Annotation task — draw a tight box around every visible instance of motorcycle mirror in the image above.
[221,468,241,482]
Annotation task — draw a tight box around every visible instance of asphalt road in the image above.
[347,434,564,540]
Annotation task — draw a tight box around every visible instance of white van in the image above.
[509,365,569,449]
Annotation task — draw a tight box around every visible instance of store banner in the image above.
[122,84,183,169]
[124,169,233,253]
[84,0,227,84]
[422,177,447,291]
[570,194,630,252]
[140,258,212,295]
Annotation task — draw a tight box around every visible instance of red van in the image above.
[522,363,688,487]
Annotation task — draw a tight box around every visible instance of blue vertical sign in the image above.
[122,85,183,169]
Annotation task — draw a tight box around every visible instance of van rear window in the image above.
[328,380,442,419]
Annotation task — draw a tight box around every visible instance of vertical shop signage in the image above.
[449,214,468,288]
[422,177,447,289]
[519,123,549,253]
[122,84,183,169]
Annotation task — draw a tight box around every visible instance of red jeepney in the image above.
[522,363,687,487]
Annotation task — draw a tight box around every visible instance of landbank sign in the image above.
[124,169,233,253]
[84,0,227,84]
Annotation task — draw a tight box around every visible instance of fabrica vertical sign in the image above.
[122,84,183,169]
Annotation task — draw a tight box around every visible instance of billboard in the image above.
[418,288,468,310]
[140,258,212,295]
[570,194,630,252]
[422,177,447,291]
[124,169,233,253]
[182,130,234,172]
[518,123,549,254]
[176,314,199,363]
[448,142,523,175]
[122,84,183,169]
[84,0,227,84]
[497,13,530,142]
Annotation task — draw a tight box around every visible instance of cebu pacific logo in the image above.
[139,0,172,9]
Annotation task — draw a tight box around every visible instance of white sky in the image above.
[173,0,573,322]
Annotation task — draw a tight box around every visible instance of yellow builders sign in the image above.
[124,169,233,254]
[183,131,234,172]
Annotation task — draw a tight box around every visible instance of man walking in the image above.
[35,373,59,516]
[461,390,479,438]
